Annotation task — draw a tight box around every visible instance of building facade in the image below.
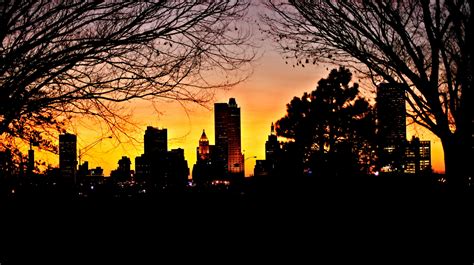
[192,130,219,187]
[135,127,188,191]
[144,126,167,155]
[59,133,77,182]
[404,136,431,175]
[214,98,244,178]
[111,156,131,181]
[376,83,431,175]
[376,83,407,173]
[214,102,229,174]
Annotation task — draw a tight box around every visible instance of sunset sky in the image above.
[34,45,445,177]
[32,6,445,177]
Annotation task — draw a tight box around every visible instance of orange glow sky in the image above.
[34,47,445,177]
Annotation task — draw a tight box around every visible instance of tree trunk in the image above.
[441,134,471,192]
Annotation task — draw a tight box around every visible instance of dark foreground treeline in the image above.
[1,174,472,265]
[1,172,469,200]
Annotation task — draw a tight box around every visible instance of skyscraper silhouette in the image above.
[376,83,432,175]
[136,126,167,182]
[192,129,219,188]
[59,133,77,182]
[376,83,406,173]
[215,102,229,173]
[214,98,244,178]
[136,126,188,191]
[377,83,407,143]
[144,126,167,155]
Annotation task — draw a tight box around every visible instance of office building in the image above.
[376,83,406,173]
[214,98,244,178]
[144,126,167,155]
[135,154,151,181]
[118,156,131,176]
[192,130,218,187]
[78,161,89,178]
[404,136,431,174]
[376,83,432,175]
[59,133,77,181]
[377,83,407,143]
[167,148,189,189]
[112,156,131,181]
[135,127,188,190]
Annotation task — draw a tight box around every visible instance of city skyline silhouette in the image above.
[2,69,442,199]
[9,67,446,178]
[0,6,448,177]
[1,2,472,264]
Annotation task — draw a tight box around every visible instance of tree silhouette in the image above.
[0,1,254,150]
[276,67,376,177]
[263,0,473,189]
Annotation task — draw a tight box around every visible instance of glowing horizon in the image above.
[31,48,445,177]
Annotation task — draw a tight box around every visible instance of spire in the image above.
[271,123,275,135]
[200,129,208,141]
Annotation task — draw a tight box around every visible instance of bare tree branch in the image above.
[0,0,255,151]
[262,0,473,187]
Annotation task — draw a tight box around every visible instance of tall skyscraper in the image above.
[136,126,188,190]
[136,126,167,181]
[376,83,407,173]
[214,98,244,177]
[144,126,167,155]
[227,98,243,174]
[377,83,407,143]
[59,133,77,181]
[193,129,218,187]
[215,102,229,172]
